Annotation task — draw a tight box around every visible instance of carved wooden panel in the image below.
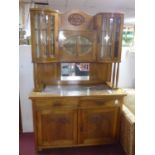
[36,108,78,146]
[68,13,85,26]
[60,10,94,31]
[78,107,119,144]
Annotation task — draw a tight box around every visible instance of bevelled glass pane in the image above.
[40,14,47,30]
[50,16,55,56]
[40,30,48,57]
[34,14,39,29]
[114,17,121,58]
[100,16,113,59]
[102,17,107,31]
[50,16,54,30]
[78,36,92,54]
[34,13,48,58]
[63,36,77,55]
[35,30,40,58]
[63,36,92,55]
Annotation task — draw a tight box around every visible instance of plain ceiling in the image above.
[20,0,135,24]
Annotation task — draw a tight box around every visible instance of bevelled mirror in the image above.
[61,63,89,80]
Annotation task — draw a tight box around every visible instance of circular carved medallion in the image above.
[68,13,85,26]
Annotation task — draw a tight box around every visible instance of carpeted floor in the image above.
[19,133,125,155]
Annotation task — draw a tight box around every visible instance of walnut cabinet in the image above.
[29,7,125,152]
[30,96,124,151]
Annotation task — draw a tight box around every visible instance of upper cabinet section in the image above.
[30,8,124,63]
[95,13,124,62]
[59,10,96,62]
[30,8,59,62]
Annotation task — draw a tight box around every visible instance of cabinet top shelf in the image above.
[29,84,126,98]
[30,8,124,16]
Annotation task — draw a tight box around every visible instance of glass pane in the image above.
[34,14,39,29]
[100,31,106,58]
[78,36,92,55]
[50,16,54,30]
[50,16,55,57]
[100,16,113,59]
[108,17,114,58]
[114,17,121,58]
[40,14,48,30]
[34,13,48,58]
[34,14,40,58]
[40,30,48,57]
[63,35,92,55]
[63,36,77,55]
[35,30,40,58]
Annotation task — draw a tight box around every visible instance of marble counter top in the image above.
[30,84,127,98]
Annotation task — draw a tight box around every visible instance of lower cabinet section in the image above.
[36,109,78,147]
[31,97,122,151]
[79,107,119,145]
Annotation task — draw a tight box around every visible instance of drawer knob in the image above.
[114,100,119,104]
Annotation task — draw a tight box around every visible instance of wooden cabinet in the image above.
[31,97,123,151]
[95,13,124,62]
[29,8,125,151]
[30,8,59,62]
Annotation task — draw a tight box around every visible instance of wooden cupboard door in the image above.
[78,107,120,145]
[36,108,78,146]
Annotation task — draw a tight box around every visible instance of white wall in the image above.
[118,47,135,88]
[19,46,135,132]
[19,45,34,132]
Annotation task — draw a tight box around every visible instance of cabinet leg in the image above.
[36,147,43,152]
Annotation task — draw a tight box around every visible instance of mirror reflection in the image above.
[61,63,89,81]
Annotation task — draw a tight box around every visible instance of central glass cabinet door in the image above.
[59,31,96,62]
[31,10,58,62]
[63,36,92,56]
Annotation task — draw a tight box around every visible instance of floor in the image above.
[19,133,125,155]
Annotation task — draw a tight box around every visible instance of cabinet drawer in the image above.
[34,99,78,110]
[79,99,121,108]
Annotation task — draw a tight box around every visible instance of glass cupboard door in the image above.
[58,31,96,62]
[113,16,122,59]
[31,10,58,62]
[97,14,123,62]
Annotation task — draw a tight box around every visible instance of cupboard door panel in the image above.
[30,9,59,62]
[36,108,78,146]
[79,107,120,145]
[96,13,124,62]
[58,31,96,62]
